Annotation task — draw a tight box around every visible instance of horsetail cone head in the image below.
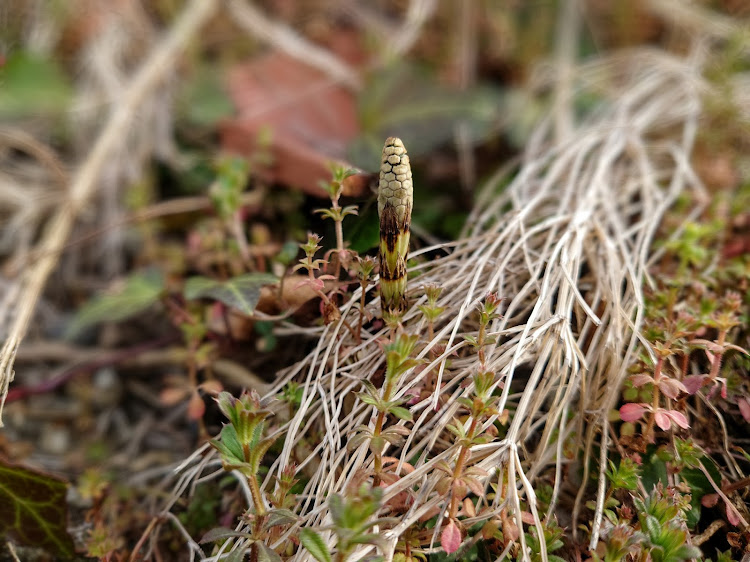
[378,137,412,317]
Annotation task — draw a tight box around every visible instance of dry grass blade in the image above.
[167,48,708,560]
[0,0,219,426]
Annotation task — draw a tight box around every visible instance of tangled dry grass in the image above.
[155,47,717,561]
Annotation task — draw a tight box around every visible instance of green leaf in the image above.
[300,529,332,562]
[358,393,380,407]
[328,494,345,526]
[224,547,248,562]
[265,508,298,529]
[360,380,378,395]
[0,51,72,119]
[248,436,277,475]
[179,64,233,126]
[0,459,75,557]
[65,269,164,339]
[184,273,277,315]
[389,406,413,421]
[199,526,251,543]
[644,515,661,542]
[346,204,380,254]
[352,63,501,166]
[211,424,245,465]
[256,542,283,562]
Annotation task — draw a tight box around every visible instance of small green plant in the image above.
[208,391,298,561]
[316,163,359,279]
[519,519,566,562]
[634,487,702,562]
[590,524,643,562]
[350,334,423,486]
[417,284,445,342]
[463,293,502,365]
[209,155,252,266]
[161,300,222,430]
[433,294,504,554]
[300,484,389,562]
[293,232,342,325]
[353,255,377,342]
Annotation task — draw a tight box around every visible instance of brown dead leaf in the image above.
[221,48,364,197]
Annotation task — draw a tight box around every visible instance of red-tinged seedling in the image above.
[300,484,392,562]
[207,390,300,561]
[350,334,425,486]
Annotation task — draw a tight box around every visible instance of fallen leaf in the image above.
[0,460,75,557]
[221,49,363,197]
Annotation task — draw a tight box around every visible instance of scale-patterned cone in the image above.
[378,137,412,317]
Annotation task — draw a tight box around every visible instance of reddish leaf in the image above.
[462,498,476,518]
[441,519,461,554]
[654,411,670,431]
[701,493,719,508]
[726,500,741,526]
[664,410,689,429]
[683,374,707,395]
[463,476,485,497]
[521,511,537,525]
[0,459,75,557]
[738,397,750,422]
[295,278,324,293]
[221,50,362,197]
[188,392,206,420]
[160,386,188,406]
[629,374,653,387]
[658,377,687,399]
[199,379,224,396]
[619,403,648,422]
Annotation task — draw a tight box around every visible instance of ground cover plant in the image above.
[0,1,749,561]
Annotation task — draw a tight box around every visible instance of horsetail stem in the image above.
[378,137,413,319]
